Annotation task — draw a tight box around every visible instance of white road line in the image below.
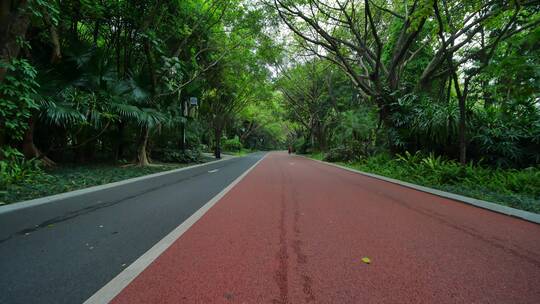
[83,153,268,304]
[0,157,234,215]
[208,169,219,173]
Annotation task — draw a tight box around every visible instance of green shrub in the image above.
[309,151,325,160]
[155,148,202,163]
[293,137,309,154]
[0,147,46,187]
[1,147,47,203]
[222,136,243,152]
[324,146,358,162]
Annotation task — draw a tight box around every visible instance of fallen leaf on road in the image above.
[361,257,371,264]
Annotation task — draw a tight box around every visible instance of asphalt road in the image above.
[0,153,265,304]
[112,152,540,303]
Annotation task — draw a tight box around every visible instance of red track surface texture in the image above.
[112,152,540,303]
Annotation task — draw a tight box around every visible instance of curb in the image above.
[300,155,540,225]
[0,156,235,215]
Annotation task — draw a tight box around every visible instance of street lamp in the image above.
[181,97,198,152]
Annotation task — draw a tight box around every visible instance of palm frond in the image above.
[40,101,86,127]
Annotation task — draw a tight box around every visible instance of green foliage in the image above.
[0,147,46,192]
[328,106,382,160]
[278,0,540,171]
[27,0,60,25]
[236,92,288,150]
[308,151,324,161]
[155,148,203,163]
[471,100,540,168]
[292,137,308,154]
[222,136,243,152]
[0,0,283,180]
[0,59,39,140]
[324,146,359,162]
[390,93,459,151]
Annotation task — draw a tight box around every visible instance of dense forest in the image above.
[0,0,285,167]
[273,0,540,212]
[1,0,540,210]
[276,0,539,167]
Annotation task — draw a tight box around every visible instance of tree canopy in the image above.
[0,0,287,167]
[274,0,540,168]
[1,0,539,172]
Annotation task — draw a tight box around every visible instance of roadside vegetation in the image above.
[1,160,197,205]
[0,0,288,203]
[275,1,540,213]
[2,0,540,211]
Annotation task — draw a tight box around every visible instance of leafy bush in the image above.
[324,146,359,162]
[293,137,310,154]
[222,136,243,152]
[309,151,325,160]
[390,93,459,151]
[330,108,380,158]
[155,148,202,163]
[1,147,47,203]
[471,100,540,167]
[0,59,40,141]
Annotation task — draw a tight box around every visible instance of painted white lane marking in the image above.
[0,156,234,215]
[83,153,267,304]
[208,169,219,173]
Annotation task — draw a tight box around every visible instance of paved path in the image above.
[107,152,540,303]
[0,153,264,304]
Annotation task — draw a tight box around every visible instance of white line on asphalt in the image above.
[208,169,219,173]
[0,157,235,215]
[83,153,268,304]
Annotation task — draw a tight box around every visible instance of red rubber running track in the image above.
[111,152,540,303]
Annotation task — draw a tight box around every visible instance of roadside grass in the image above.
[0,162,203,205]
[309,151,325,161]
[306,152,540,214]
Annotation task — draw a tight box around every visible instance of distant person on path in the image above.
[288,145,292,154]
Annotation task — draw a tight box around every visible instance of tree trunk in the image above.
[458,95,467,166]
[22,117,55,166]
[143,39,158,93]
[482,78,494,108]
[0,129,5,160]
[115,122,124,162]
[214,127,222,159]
[0,0,30,83]
[136,126,150,166]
